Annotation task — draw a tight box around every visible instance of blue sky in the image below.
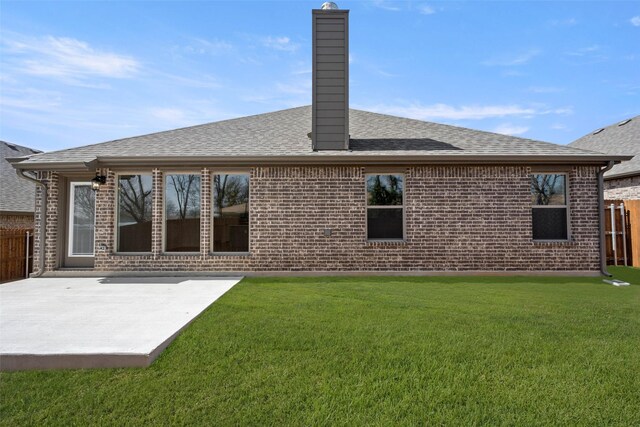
[1,0,638,152]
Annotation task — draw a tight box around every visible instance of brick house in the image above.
[570,115,639,200]
[570,115,639,266]
[9,4,630,276]
[1,141,41,229]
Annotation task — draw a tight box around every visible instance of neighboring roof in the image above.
[9,106,628,170]
[0,141,41,213]
[569,115,639,179]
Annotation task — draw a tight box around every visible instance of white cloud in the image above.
[482,49,541,66]
[372,0,401,12]
[262,36,299,52]
[565,45,600,57]
[631,16,640,26]
[153,71,221,89]
[494,123,529,136]
[149,107,187,123]
[182,37,232,55]
[357,102,572,121]
[2,32,139,81]
[501,69,527,77]
[549,18,577,26]
[527,86,564,93]
[418,5,436,15]
[551,123,568,130]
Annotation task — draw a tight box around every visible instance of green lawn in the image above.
[1,270,639,426]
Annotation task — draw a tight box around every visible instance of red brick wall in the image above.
[35,165,601,273]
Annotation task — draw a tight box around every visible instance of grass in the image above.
[1,270,639,426]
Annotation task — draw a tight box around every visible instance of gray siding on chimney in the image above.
[312,9,349,150]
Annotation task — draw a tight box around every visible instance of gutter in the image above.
[598,161,615,277]
[15,168,47,278]
[8,154,633,171]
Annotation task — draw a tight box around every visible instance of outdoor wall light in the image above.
[91,173,107,191]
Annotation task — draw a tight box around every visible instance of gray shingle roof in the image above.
[1,141,41,213]
[569,115,639,179]
[11,106,619,168]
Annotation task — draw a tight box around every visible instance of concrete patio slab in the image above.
[0,276,241,371]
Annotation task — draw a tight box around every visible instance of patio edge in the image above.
[40,270,602,278]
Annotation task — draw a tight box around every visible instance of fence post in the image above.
[620,203,627,267]
[610,204,617,266]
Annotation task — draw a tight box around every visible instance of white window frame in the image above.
[211,171,251,255]
[163,171,202,254]
[114,172,154,254]
[68,181,96,257]
[365,173,406,242]
[531,173,571,242]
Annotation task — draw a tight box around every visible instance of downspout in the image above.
[15,168,47,278]
[598,161,615,277]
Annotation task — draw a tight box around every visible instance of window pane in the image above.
[532,208,568,240]
[367,175,403,206]
[165,174,200,252]
[367,208,403,240]
[213,174,249,252]
[531,174,566,205]
[118,175,152,252]
[71,184,95,255]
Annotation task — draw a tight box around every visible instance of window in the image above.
[165,174,201,252]
[531,174,568,240]
[366,174,404,240]
[117,174,152,252]
[213,174,249,252]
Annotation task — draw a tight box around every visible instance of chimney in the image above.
[312,2,349,150]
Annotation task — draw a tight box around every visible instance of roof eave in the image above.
[604,169,640,180]
[9,158,98,172]
[9,154,631,171]
[96,154,633,168]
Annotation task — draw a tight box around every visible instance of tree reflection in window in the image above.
[366,174,404,240]
[117,175,152,252]
[531,174,566,205]
[165,174,201,252]
[213,174,249,252]
[531,174,568,240]
[367,174,403,206]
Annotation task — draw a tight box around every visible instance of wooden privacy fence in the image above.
[0,229,34,283]
[604,200,640,267]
